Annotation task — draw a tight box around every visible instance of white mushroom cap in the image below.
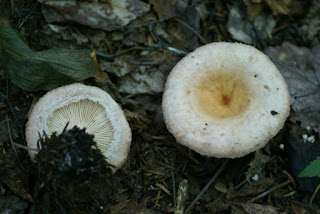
[162,42,290,158]
[26,83,131,172]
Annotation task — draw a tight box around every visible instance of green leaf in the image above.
[0,26,105,91]
[298,156,320,177]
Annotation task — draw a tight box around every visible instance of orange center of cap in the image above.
[193,70,252,119]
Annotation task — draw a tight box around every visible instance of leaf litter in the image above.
[265,42,320,134]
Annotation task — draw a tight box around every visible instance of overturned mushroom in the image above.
[26,83,131,172]
[162,42,290,158]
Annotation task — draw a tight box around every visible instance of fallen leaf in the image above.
[101,58,130,77]
[38,0,150,30]
[214,182,228,193]
[0,26,104,91]
[242,0,264,20]
[299,2,320,42]
[109,199,139,214]
[206,197,230,213]
[47,24,89,45]
[291,203,310,214]
[227,3,275,44]
[265,42,320,134]
[149,0,187,18]
[299,156,320,177]
[124,109,149,133]
[0,194,29,213]
[117,70,164,95]
[232,202,279,214]
[265,0,304,16]
[0,152,33,201]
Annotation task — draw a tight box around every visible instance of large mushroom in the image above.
[26,83,131,172]
[162,42,290,158]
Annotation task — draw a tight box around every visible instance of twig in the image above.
[96,44,188,61]
[278,198,320,214]
[166,46,189,55]
[1,77,26,146]
[153,190,161,208]
[247,180,291,203]
[184,159,229,213]
[149,24,160,43]
[18,2,39,29]
[156,183,171,196]
[309,183,320,205]
[175,18,208,44]
[46,187,67,214]
[99,16,176,31]
[282,170,296,190]
[238,1,266,49]
[6,114,17,155]
[249,21,266,49]
[11,142,38,152]
[235,179,248,190]
[128,60,159,65]
[171,157,177,208]
[144,43,189,55]
[175,179,188,214]
[96,46,146,59]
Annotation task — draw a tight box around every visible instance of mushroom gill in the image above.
[47,99,114,152]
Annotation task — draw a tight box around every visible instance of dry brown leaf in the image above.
[206,197,230,213]
[149,0,182,18]
[214,182,228,193]
[291,203,309,214]
[265,0,292,15]
[242,0,264,20]
[109,199,139,214]
[232,202,279,214]
[124,109,149,132]
[265,0,305,16]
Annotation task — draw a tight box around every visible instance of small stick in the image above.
[166,46,188,55]
[175,18,208,44]
[46,187,67,214]
[282,170,296,190]
[185,159,229,213]
[11,142,38,151]
[247,180,291,203]
[127,60,159,65]
[235,179,248,190]
[156,183,171,196]
[6,114,17,154]
[1,77,26,146]
[175,179,188,214]
[99,16,176,31]
[171,157,177,207]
